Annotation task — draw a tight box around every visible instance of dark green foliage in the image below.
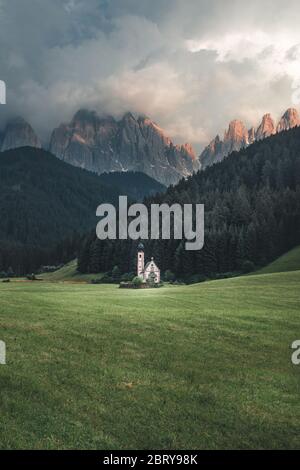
[120,272,135,282]
[132,276,143,287]
[78,127,300,280]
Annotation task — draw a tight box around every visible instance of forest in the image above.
[77,127,300,282]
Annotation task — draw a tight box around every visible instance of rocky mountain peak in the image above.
[256,113,275,140]
[199,107,300,169]
[138,115,172,147]
[1,117,41,152]
[248,127,256,144]
[276,108,300,132]
[222,119,248,155]
[49,110,197,186]
[180,143,197,160]
[198,134,223,168]
[224,120,248,143]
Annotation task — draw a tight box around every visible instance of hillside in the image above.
[0,147,167,274]
[0,147,120,247]
[256,245,300,274]
[98,171,166,201]
[1,270,299,449]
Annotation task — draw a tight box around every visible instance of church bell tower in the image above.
[137,242,145,279]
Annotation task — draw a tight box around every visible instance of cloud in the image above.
[1,0,300,151]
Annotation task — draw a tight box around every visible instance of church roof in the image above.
[144,258,160,271]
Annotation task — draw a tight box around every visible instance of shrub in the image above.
[132,276,143,288]
[121,272,135,282]
[99,274,113,283]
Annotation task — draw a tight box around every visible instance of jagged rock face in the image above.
[276,108,300,132]
[199,108,300,169]
[49,110,119,173]
[223,120,248,153]
[1,117,41,152]
[248,127,256,144]
[49,110,199,186]
[256,113,275,140]
[199,135,223,168]
[199,121,248,168]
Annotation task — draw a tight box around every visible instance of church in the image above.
[137,243,160,284]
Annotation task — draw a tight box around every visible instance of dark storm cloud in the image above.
[1,0,300,150]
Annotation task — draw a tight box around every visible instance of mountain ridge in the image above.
[3,105,300,179]
[199,107,300,168]
[0,110,198,187]
[49,109,199,186]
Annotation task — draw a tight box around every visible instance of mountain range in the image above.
[0,111,198,186]
[199,108,300,168]
[1,106,300,185]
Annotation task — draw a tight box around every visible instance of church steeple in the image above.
[137,243,145,278]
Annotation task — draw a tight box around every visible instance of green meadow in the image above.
[0,263,300,449]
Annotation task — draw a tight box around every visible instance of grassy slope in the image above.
[39,260,102,282]
[257,246,300,275]
[0,271,299,449]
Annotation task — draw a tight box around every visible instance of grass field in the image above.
[0,270,299,449]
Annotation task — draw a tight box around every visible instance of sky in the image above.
[1,0,300,151]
